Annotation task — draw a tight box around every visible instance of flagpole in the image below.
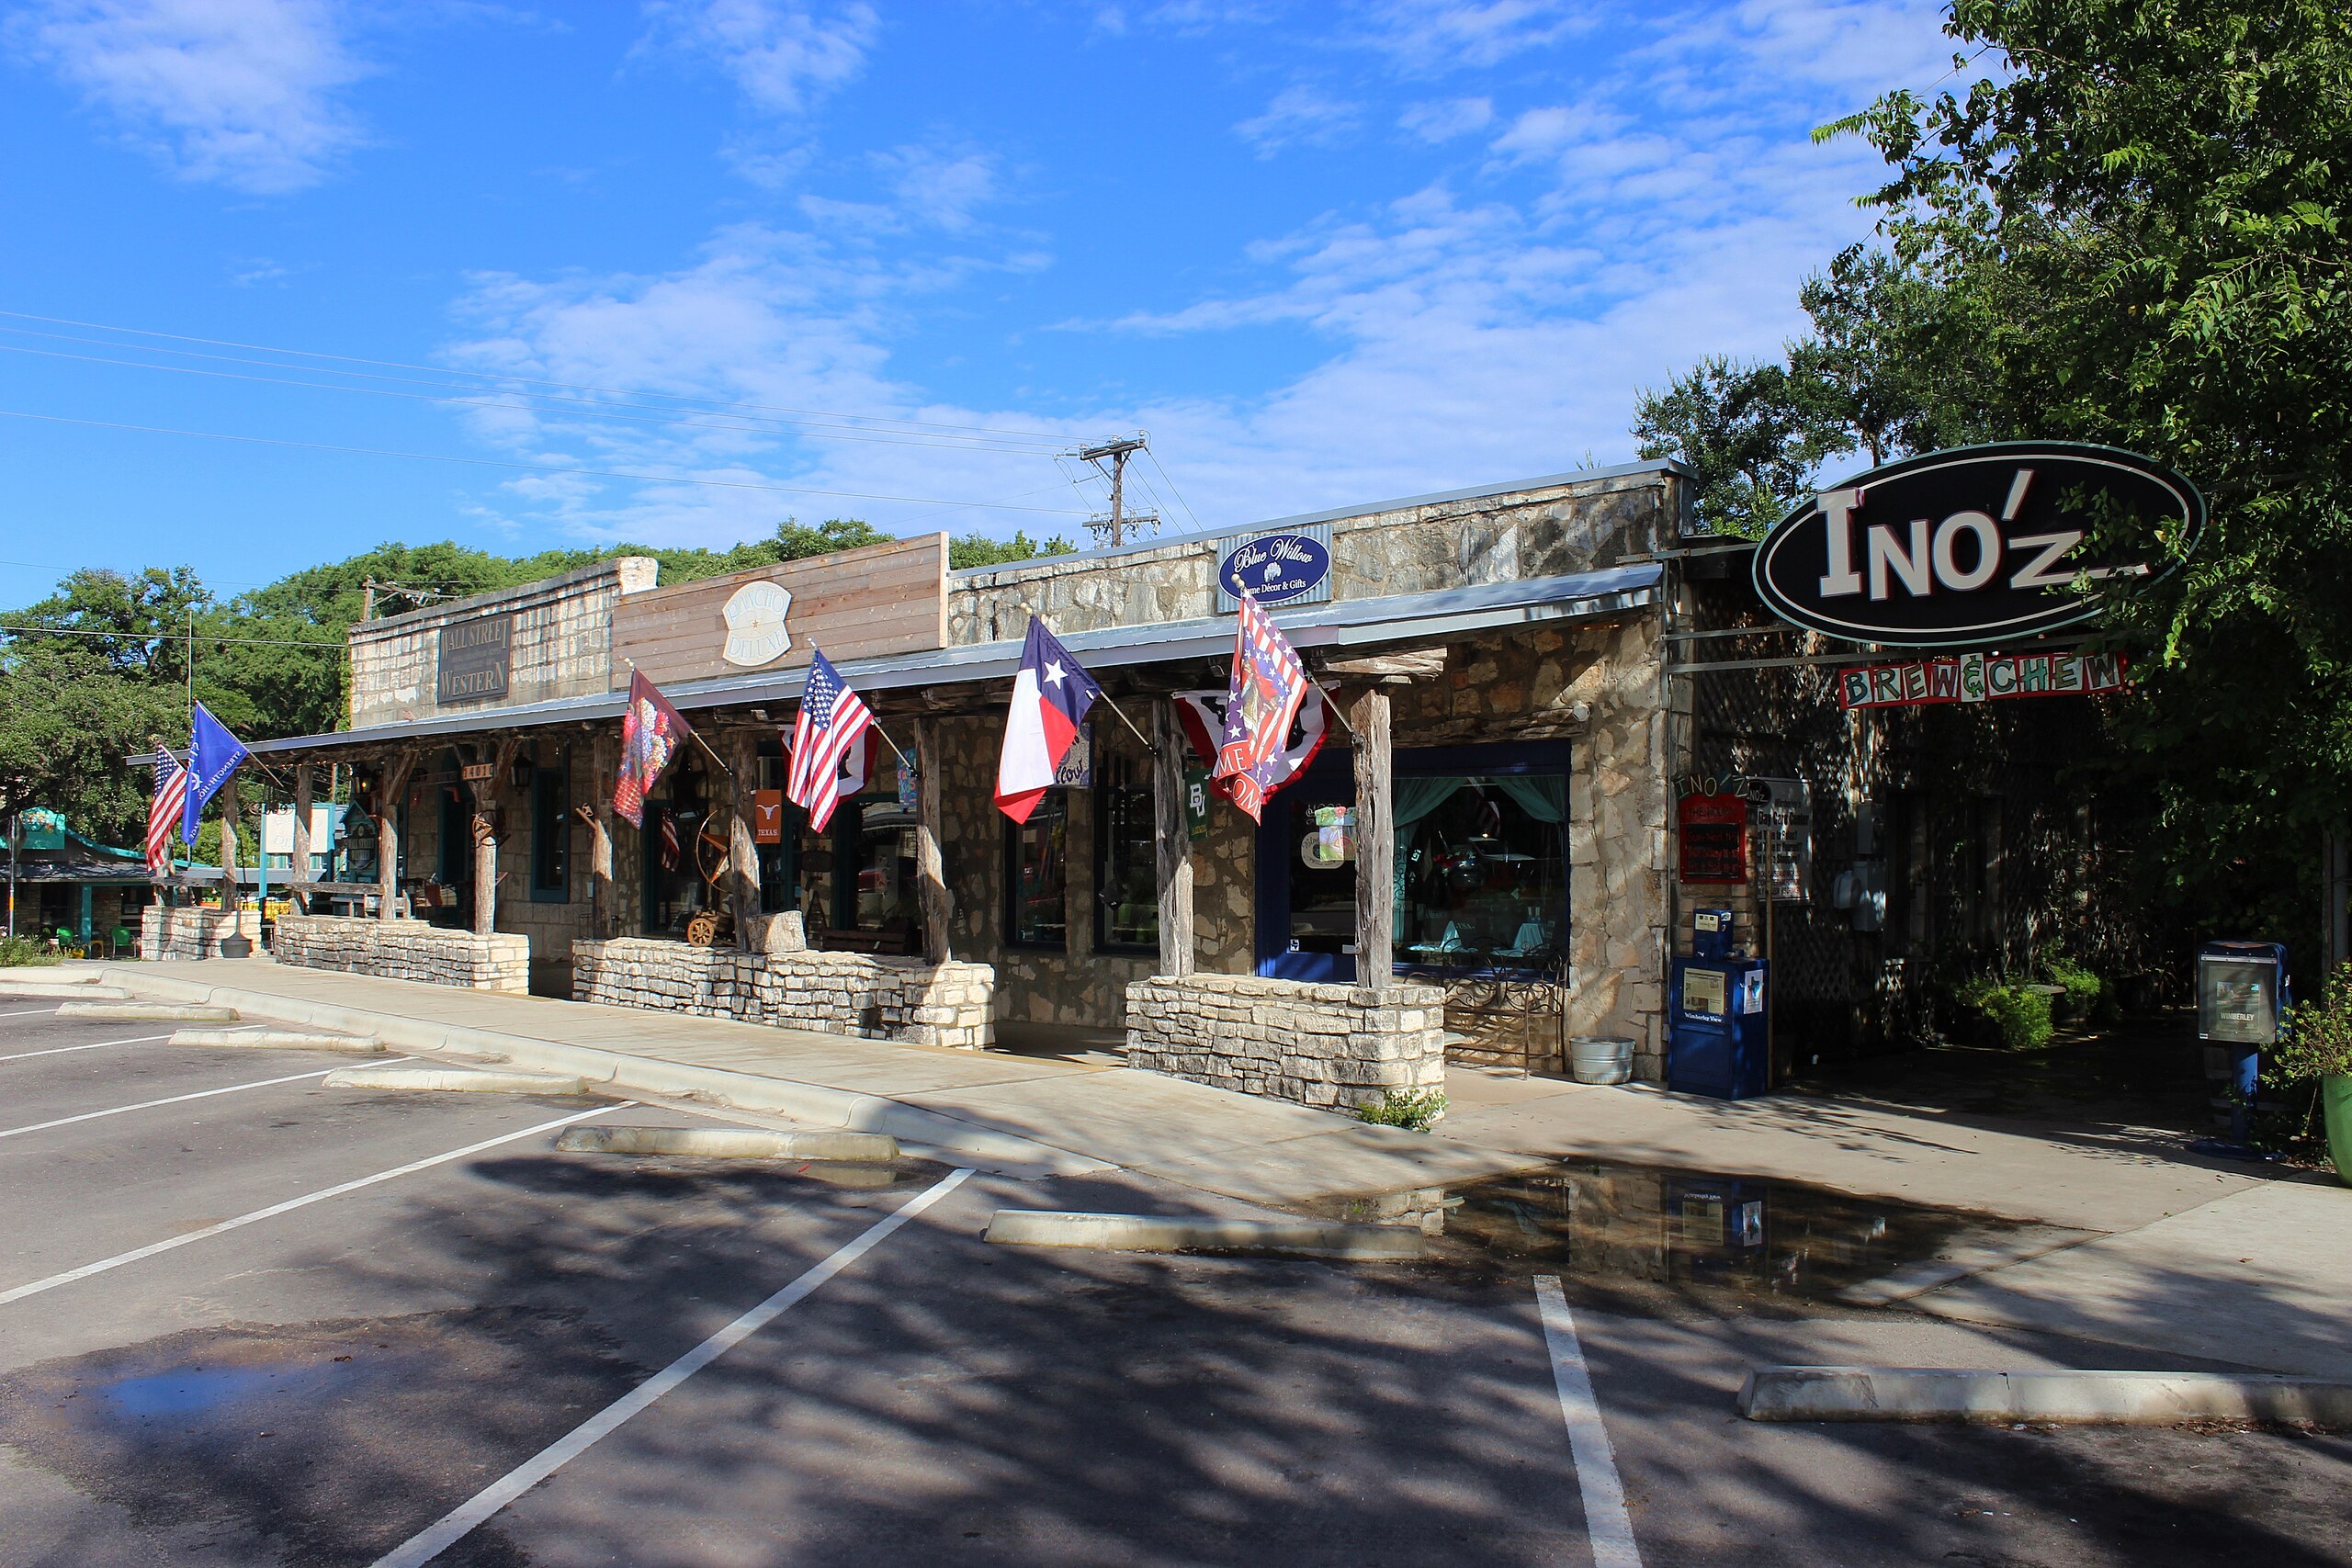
[1096,694,1159,759]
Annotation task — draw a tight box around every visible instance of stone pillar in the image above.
[589,728,616,939]
[219,771,241,912]
[915,717,952,964]
[729,728,761,952]
[290,762,312,913]
[1152,700,1195,976]
[1351,687,1393,986]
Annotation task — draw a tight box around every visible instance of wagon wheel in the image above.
[694,818,732,887]
[684,910,723,947]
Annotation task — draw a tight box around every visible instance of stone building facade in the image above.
[254,460,1700,1105]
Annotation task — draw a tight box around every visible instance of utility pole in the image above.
[361,577,376,623]
[1078,434,1159,547]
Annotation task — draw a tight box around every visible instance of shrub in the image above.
[0,935,62,967]
[2266,961,2352,1087]
[1953,977,2053,1051]
[1355,1087,1447,1133]
[2044,959,2103,1021]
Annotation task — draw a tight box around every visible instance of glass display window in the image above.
[1094,749,1158,953]
[1005,793,1069,949]
[1395,776,1567,974]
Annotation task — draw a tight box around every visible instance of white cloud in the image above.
[1398,95,1491,141]
[13,0,367,193]
[640,0,876,117]
[1350,0,1589,71]
[1235,85,1361,154]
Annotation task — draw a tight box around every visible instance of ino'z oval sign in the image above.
[1751,443,2205,648]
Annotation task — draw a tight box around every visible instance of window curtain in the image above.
[1488,773,1567,825]
[1391,777,1468,943]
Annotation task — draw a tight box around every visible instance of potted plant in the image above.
[2265,959,2352,1186]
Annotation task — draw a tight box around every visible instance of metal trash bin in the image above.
[1569,1036,1634,1085]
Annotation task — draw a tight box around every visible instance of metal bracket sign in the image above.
[1752,443,2203,648]
[435,614,514,705]
[1216,525,1333,612]
[1678,792,1749,885]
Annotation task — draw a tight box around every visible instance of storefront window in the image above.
[1005,794,1069,949]
[1395,776,1567,973]
[756,745,797,915]
[529,751,570,902]
[1095,750,1157,953]
[1279,780,1357,964]
[841,797,919,935]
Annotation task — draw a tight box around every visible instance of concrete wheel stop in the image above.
[554,1124,899,1161]
[322,1066,591,1095]
[57,1000,240,1022]
[984,1210,1429,1260]
[1738,1366,2352,1427]
[171,1027,385,1054]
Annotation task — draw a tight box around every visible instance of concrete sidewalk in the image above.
[1444,1068,2352,1380]
[92,959,1537,1205]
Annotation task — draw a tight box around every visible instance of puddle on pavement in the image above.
[0,1307,639,1566]
[1307,1158,2038,1312]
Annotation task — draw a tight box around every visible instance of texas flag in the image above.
[994,616,1102,824]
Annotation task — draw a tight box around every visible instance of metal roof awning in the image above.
[248,562,1662,756]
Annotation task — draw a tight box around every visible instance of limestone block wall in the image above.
[1125,974,1446,1112]
[948,464,1684,645]
[139,906,262,960]
[273,914,530,992]
[572,937,995,1050]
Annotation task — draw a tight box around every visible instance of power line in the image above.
[0,337,1072,456]
[1145,446,1204,534]
[0,309,1081,444]
[0,622,345,650]
[0,406,1093,515]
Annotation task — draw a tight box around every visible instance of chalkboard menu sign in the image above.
[436,614,513,706]
[1678,792,1749,885]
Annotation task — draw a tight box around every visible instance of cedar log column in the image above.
[914,717,952,964]
[289,762,312,913]
[729,728,761,951]
[376,753,412,921]
[473,738,521,938]
[1351,687,1394,986]
[218,772,241,912]
[1152,699,1195,976]
[589,729,616,938]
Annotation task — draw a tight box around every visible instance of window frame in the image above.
[1091,748,1159,956]
[529,748,571,904]
[1001,791,1071,953]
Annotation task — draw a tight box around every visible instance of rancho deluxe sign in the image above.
[1752,444,2204,649]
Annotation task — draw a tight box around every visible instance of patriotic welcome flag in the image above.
[180,704,250,846]
[1214,593,1310,822]
[147,748,188,874]
[1172,685,1328,800]
[994,617,1101,824]
[786,649,873,834]
[614,669,692,829]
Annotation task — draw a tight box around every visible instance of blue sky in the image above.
[0,0,1958,604]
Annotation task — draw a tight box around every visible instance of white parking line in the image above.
[370,1164,974,1568]
[0,1032,174,1064]
[0,1058,413,1141]
[0,1102,625,1307]
[0,1007,64,1019]
[1535,1275,1643,1568]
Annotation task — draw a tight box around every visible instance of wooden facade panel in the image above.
[610,534,950,690]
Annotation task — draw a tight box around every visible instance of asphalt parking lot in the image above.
[1,998,2346,1567]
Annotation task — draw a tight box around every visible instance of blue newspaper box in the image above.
[1668,956,1770,1100]
[2197,941,2289,1145]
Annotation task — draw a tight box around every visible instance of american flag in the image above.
[146,748,188,875]
[786,649,872,834]
[659,810,681,871]
[1214,593,1310,822]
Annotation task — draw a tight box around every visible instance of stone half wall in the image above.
[572,938,995,1051]
[140,906,262,961]
[272,914,530,993]
[1125,974,1446,1113]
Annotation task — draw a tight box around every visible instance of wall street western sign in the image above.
[1751,443,2205,648]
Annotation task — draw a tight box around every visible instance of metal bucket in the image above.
[1568,1035,1634,1086]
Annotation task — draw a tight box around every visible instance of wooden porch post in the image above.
[915,716,952,964]
[289,762,312,913]
[474,738,520,938]
[589,729,616,938]
[1351,687,1394,987]
[729,728,761,951]
[377,752,413,921]
[218,772,241,912]
[1153,699,1195,976]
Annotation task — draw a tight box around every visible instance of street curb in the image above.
[96,964,1105,1177]
[555,1125,899,1161]
[171,1028,386,1053]
[0,982,131,999]
[323,1066,592,1095]
[984,1209,1429,1260]
[57,1000,239,1022]
[1736,1367,2352,1426]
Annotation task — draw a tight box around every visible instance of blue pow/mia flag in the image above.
[181,702,251,846]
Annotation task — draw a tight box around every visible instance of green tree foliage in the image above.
[948,529,1075,570]
[1631,355,1825,536]
[1830,0,2352,937]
